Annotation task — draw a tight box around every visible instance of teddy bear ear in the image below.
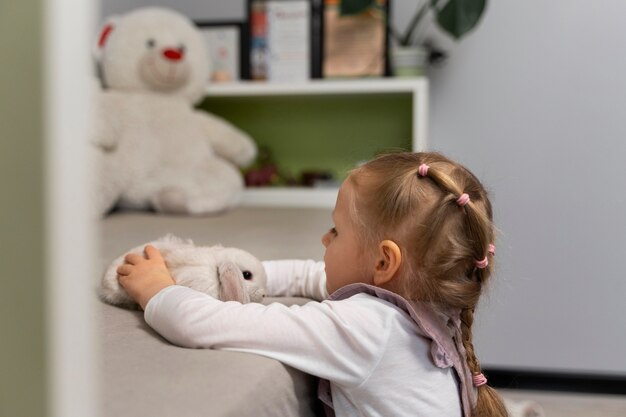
[92,16,119,62]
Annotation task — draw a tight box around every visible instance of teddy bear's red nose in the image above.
[162,48,184,61]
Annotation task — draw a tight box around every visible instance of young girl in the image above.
[117,151,509,417]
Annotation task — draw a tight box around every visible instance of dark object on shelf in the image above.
[301,170,334,187]
[425,42,448,65]
[245,165,279,186]
[244,146,278,186]
[244,146,298,187]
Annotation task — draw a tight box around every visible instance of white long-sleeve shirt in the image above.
[144,260,462,417]
[262,259,329,301]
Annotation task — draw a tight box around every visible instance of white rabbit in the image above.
[100,234,267,309]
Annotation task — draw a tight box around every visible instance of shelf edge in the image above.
[241,187,338,208]
[206,78,428,97]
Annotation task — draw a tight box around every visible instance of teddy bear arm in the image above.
[192,110,257,167]
[91,92,127,151]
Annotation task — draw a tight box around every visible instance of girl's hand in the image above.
[117,245,176,310]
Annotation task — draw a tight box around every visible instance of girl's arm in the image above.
[117,246,384,385]
[144,285,390,387]
[262,260,328,300]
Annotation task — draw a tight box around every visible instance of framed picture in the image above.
[322,0,390,78]
[247,0,321,82]
[196,21,249,82]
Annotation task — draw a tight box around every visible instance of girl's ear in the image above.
[372,240,402,287]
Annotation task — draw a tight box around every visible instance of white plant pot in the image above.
[391,46,428,77]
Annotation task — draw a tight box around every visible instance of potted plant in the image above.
[340,0,487,76]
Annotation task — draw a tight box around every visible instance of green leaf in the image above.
[436,0,486,40]
[340,0,376,16]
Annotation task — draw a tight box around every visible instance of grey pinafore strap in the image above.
[318,283,477,417]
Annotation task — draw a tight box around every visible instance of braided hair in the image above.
[349,152,508,417]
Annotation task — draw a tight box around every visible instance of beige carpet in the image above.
[100,207,330,266]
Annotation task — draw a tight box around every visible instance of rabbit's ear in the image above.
[218,262,250,303]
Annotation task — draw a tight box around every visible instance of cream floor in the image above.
[500,389,626,417]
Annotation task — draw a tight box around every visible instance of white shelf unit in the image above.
[205,78,429,208]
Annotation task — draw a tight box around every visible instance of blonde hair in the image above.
[350,151,508,417]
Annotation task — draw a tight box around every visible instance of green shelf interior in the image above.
[198,93,413,181]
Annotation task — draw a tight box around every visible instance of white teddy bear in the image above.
[100,235,267,309]
[92,7,257,215]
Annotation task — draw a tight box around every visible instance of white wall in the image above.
[101,0,243,20]
[427,0,626,376]
[45,0,100,415]
[100,0,626,376]
[100,0,428,30]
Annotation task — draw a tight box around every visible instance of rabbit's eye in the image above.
[242,271,253,280]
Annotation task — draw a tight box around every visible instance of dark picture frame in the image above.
[195,21,250,81]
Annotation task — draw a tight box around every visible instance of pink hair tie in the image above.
[475,257,489,269]
[457,193,470,207]
[473,373,488,387]
[488,244,496,256]
[417,164,429,177]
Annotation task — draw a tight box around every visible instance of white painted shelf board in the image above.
[242,187,338,209]
[206,78,428,97]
